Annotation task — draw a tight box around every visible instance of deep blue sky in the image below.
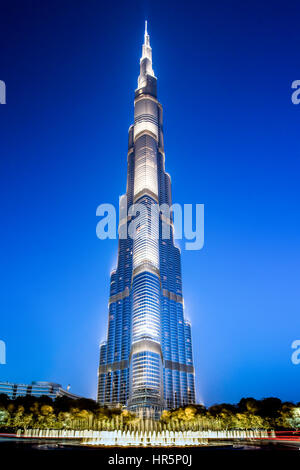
[1,0,299,406]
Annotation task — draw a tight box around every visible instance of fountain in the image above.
[17,421,270,446]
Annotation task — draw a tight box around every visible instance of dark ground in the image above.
[0,440,299,466]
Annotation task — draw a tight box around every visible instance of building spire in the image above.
[138,20,155,89]
[143,20,150,48]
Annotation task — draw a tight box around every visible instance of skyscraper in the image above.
[97,22,196,417]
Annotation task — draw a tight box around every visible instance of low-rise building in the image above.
[0,381,81,400]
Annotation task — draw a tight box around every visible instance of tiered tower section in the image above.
[98,23,196,416]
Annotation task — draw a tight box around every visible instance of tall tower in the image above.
[97,22,196,417]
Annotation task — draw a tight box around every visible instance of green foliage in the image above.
[160,398,300,431]
[0,394,133,431]
[0,394,299,431]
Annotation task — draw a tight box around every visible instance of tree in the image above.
[0,408,9,427]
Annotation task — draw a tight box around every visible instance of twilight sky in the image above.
[0,0,299,406]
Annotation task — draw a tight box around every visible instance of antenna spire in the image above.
[138,21,155,89]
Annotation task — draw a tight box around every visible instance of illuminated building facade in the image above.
[97,23,195,416]
[0,381,81,400]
